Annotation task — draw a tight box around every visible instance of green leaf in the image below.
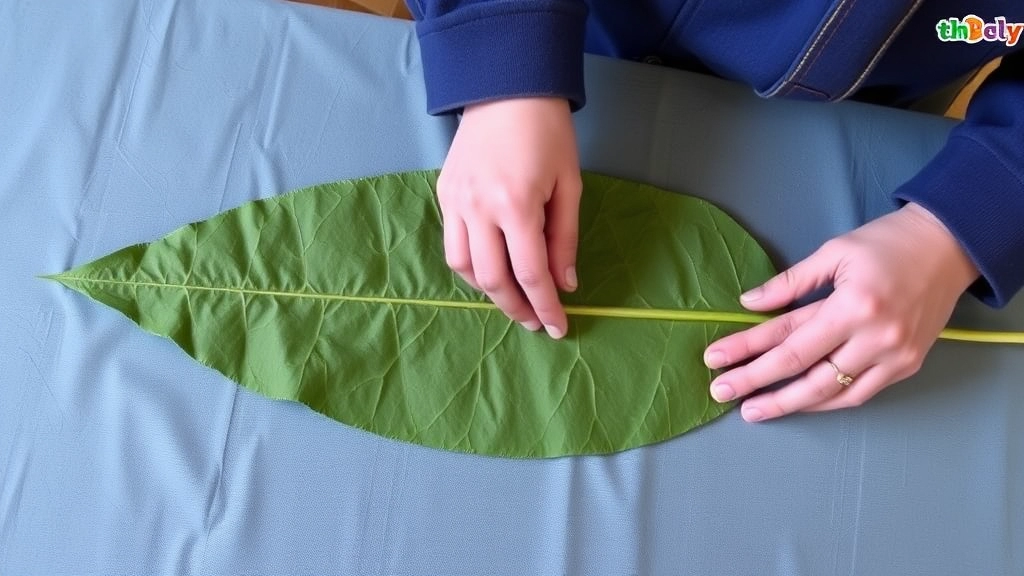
[47,171,776,458]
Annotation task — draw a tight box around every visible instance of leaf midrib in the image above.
[50,274,1024,344]
[50,275,771,325]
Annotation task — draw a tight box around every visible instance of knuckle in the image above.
[764,397,787,418]
[898,349,925,375]
[878,323,909,349]
[781,266,800,288]
[770,267,799,294]
[445,253,471,274]
[831,397,860,410]
[813,378,837,401]
[775,345,807,374]
[436,171,453,192]
[475,273,505,293]
[820,237,848,256]
[844,393,869,408]
[909,355,925,375]
[491,184,531,212]
[508,208,545,233]
[552,229,579,253]
[513,265,544,289]
[821,236,859,261]
[772,316,799,343]
[436,174,461,201]
[532,306,561,323]
[847,290,885,320]
[487,185,514,210]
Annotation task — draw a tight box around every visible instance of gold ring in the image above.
[827,360,854,387]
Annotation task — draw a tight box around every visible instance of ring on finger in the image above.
[826,359,855,387]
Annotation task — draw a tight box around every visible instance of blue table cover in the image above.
[2,0,1022,573]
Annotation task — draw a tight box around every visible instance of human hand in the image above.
[703,203,980,422]
[438,97,581,339]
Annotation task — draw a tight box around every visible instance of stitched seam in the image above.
[784,0,858,97]
[763,0,851,97]
[837,0,926,99]
[658,0,705,53]
[787,84,831,99]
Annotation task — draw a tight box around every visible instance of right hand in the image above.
[439,97,581,339]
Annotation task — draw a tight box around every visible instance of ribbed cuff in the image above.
[893,134,1024,307]
[415,1,587,115]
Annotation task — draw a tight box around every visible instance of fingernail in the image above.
[565,267,578,291]
[522,320,542,332]
[544,324,565,339]
[711,382,735,402]
[740,287,763,303]
[742,406,765,422]
[704,350,727,369]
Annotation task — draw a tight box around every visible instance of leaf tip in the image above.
[38,271,76,287]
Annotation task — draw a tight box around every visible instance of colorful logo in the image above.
[936,15,1022,46]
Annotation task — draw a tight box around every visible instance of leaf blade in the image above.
[49,170,778,458]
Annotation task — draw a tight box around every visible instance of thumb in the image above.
[741,244,839,311]
[546,173,582,292]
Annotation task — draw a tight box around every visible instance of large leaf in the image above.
[48,171,776,458]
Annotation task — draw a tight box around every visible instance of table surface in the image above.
[2,0,1022,574]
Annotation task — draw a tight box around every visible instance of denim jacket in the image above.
[407,0,1024,306]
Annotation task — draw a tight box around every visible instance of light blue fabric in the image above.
[1,0,1022,573]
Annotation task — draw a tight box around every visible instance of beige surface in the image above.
[945,58,1001,119]
[295,0,411,19]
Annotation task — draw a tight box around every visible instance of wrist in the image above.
[902,202,980,291]
[463,97,570,119]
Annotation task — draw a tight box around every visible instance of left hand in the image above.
[703,202,980,422]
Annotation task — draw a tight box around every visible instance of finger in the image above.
[704,301,822,370]
[708,310,849,403]
[738,344,875,421]
[739,243,840,311]
[505,220,568,339]
[545,173,581,293]
[442,215,479,290]
[801,365,900,413]
[467,224,542,330]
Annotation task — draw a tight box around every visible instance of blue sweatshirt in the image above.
[406,0,1024,307]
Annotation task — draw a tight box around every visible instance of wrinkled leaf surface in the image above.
[49,171,776,457]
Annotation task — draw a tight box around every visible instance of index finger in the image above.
[709,308,849,401]
[504,223,568,339]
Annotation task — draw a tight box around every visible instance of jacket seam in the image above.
[836,0,925,99]
[658,0,704,54]
[786,83,831,99]
[763,0,851,98]
[784,0,858,98]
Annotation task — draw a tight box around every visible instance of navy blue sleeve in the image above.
[893,50,1024,307]
[405,0,588,115]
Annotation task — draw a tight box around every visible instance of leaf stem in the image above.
[563,305,770,325]
[564,305,1024,344]
[48,275,1024,345]
[935,327,1024,344]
